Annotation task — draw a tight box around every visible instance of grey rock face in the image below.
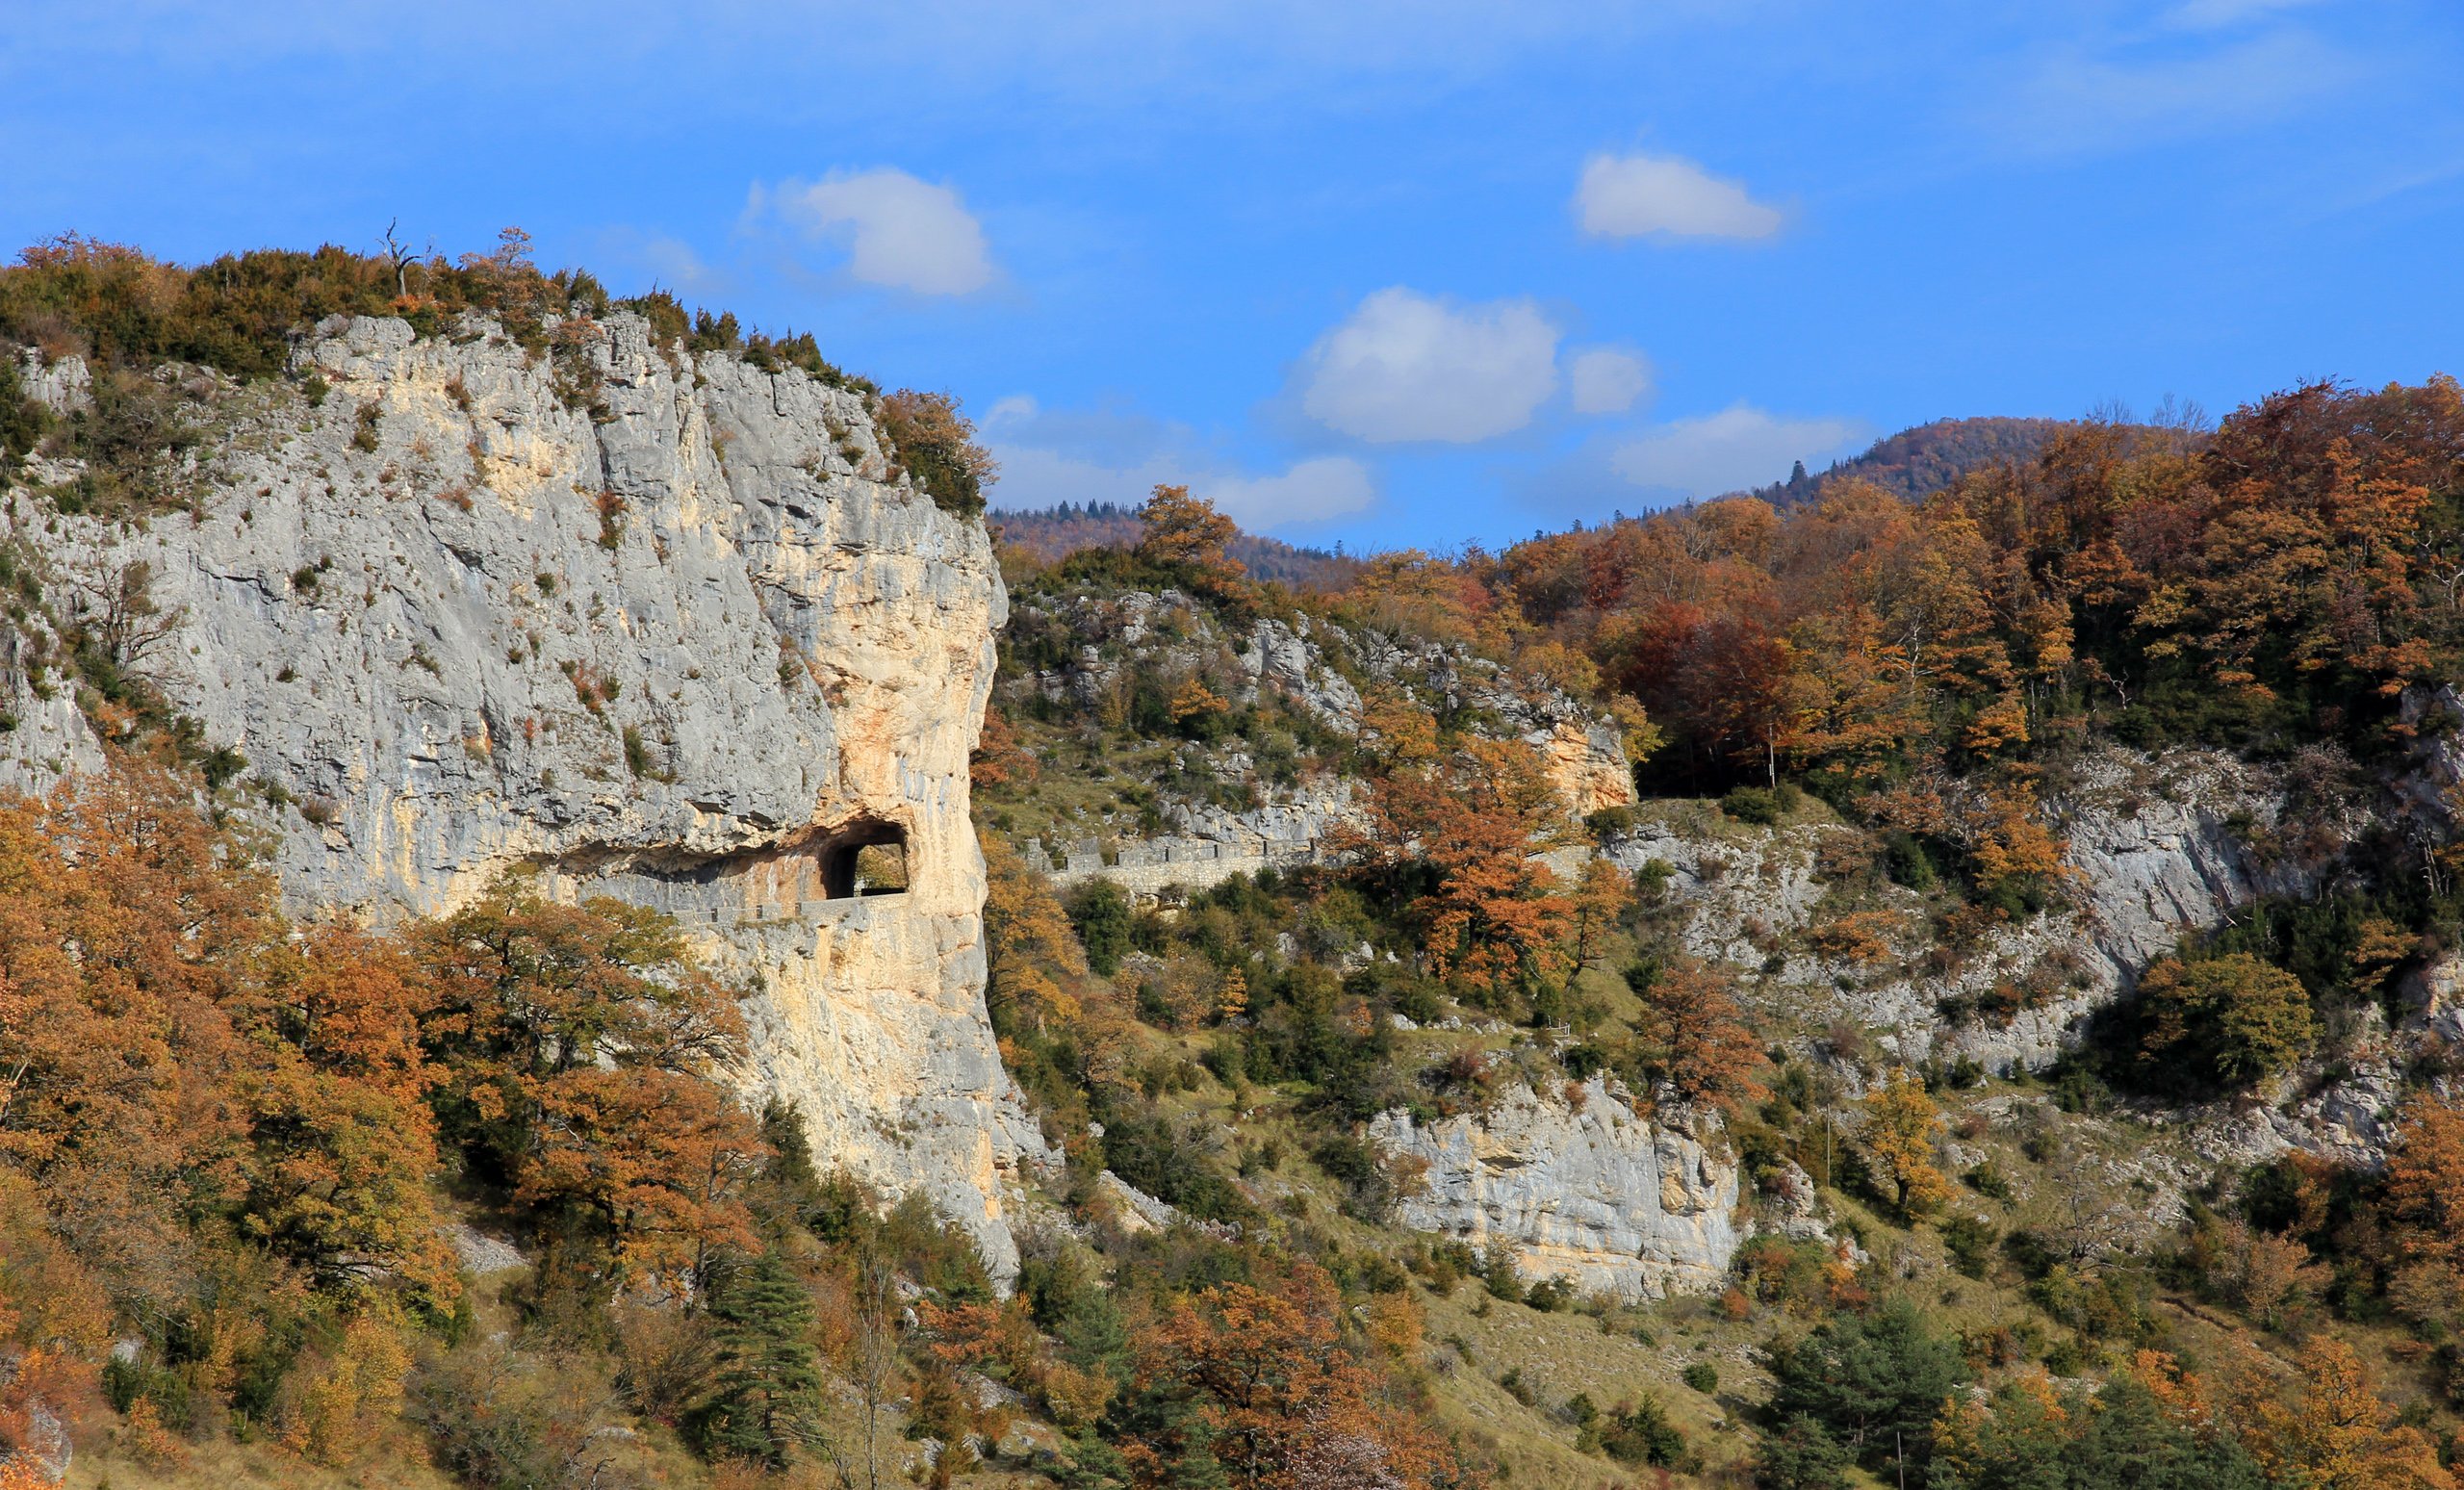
[1602,747,2333,1074]
[1240,615,1362,732]
[1,314,1046,1279]
[2055,750,2323,989]
[1370,1078,1740,1300]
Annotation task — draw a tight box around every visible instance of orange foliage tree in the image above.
[1123,1260,1471,1490]
[411,875,761,1294]
[2235,1337,2455,1490]
[0,767,459,1307]
[1351,737,1578,1004]
[1135,485,1247,596]
[1632,959,1768,1114]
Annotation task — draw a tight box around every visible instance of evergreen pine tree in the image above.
[1756,1413,1851,1490]
[693,1247,825,1468]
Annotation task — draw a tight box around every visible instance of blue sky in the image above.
[7,1,2463,551]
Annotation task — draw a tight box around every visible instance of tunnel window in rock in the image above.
[822,820,911,898]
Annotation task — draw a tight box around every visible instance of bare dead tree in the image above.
[850,1246,900,1490]
[381,218,415,298]
[71,558,183,679]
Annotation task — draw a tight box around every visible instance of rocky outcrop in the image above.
[0,315,1046,1278]
[2054,750,2329,989]
[1241,615,1362,732]
[1369,1079,1740,1300]
[1008,589,1631,900]
[1602,748,2342,1074]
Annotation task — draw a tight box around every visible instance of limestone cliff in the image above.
[1600,746,2348,1074]
[1,314,1046,1277]
[1369,1079,1740,1300]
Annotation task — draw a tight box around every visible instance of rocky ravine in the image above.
[1,314,1048,1279]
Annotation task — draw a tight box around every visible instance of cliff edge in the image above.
[1,312,1048,1277]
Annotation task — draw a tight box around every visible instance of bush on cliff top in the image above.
[0,232,875,399]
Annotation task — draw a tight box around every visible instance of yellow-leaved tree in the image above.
[1861,1066,1952,1217]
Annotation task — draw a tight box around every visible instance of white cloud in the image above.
[1297,288,1559,444]
[1194,456,1375,527]
[762,167,994,295]
[983,396,1375,531]
[1566,346,1654,415]
[1576,152,1784,242]
[986,444,1186,511]
[1609,405,1869,499]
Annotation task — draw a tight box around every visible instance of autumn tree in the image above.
[969,703,1036,787]
[983,835,1094,1035]
[410,875,762,1294]
[878,388,998,518]
[2134,953,2316,1092]
[2379,1091,2464,1335]
[2236,1337,2455,1490]
[0,769,467,1318]
[1630,958,1768,1114]
[1352,736,1578,1005]
[1121,1260,1469,1490]
[1134,484,1245,596]
[1861,1066,1952,1216]
[1562,857,1636,983]
[230,926,459,1304]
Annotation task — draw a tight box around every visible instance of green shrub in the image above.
[1065,881,1133,976]
[1766,1297,1967,1482]
[1720,785,1781,824]
[1480,1242,1525,1302]
[1634,858,1677,905]
[1597,1393,1688,1468]
[1585,805,1638,838]
[1524,1274,1578,1312]
[0,352,49,469]
[1943,1213,2000,1279]
[1755,1414,1851,1490]
[2132,952,2316,1093]
[1681,1361,1719,1395]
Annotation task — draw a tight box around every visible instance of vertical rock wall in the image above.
[0,314,1047,1277]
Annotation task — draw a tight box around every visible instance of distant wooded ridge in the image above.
[991,414,2138,574]
[991,501,1367,589]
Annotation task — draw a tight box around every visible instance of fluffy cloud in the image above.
[1298,288,1560,444]
[1576,152,1784,242]
[1608,405,1868,498]
[763,167,994,295]
[1194,457,1375,528]
[982,397,1375,530]
[1566,345,1654,415]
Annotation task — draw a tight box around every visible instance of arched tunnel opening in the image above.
[821,818,911,898]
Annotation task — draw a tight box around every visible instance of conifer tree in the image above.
[694,1248,825,1469]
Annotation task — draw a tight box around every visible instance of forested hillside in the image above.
[1746,416,2069,507]
[11,236,2464,1490]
